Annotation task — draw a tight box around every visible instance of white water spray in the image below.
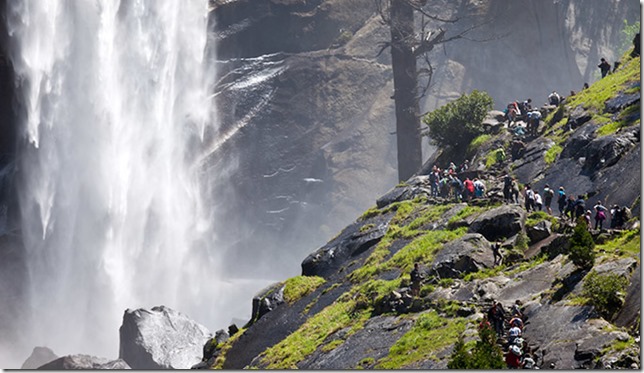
[3,0,265,365]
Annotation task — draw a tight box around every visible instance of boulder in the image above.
[468,205,525,241]
[301,212,392,278]
[526,220,552,243]
[250,282,285,324]
[21,346,58,369]
[38,355,130,369]
[604,90,640,113]
[430,233,495,279]
[119,305,212,369]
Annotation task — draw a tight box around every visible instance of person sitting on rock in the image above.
[409,262,425,297]
[522,353,536,369]
[510,139,526,160]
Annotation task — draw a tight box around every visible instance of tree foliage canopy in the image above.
[568,221,596,270]
[422,90,493,149]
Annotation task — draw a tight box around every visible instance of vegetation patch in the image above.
[447,205,486,227]
[525,211,558,228]
[568,221,596,269]
[467,134,491,154]
[544,144,563,165]
[595,228,640,259]
[448,323,504,369]
[375,311,467,368]
[283,276,326,304]
[212,328,247,369]
[257,300,358,369]
[582,270,630,319]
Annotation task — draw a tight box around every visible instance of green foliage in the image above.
[568,221,596,269]
[515,232,529,251]
[447,322,505,369]
[212,328,247,368]
[544,144,563,165]
[467,134,491,154]
[582,270,629,319]
[596,228,640,258]
[283,276,326,304]
[376,311,467,368]
[423,90,494,149]
[619,20,640,55]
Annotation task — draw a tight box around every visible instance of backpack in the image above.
[545,188,555,199]
[558,192,566,204]
[526,189,534,201]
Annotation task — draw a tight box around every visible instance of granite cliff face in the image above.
[205,0,639,278]
[202,51,640,369]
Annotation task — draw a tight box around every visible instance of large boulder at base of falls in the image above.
[21,346,58,369]
[467,205,526,241]
[118,305,212,369]
[430,233,495,279]
[37,355,130,369]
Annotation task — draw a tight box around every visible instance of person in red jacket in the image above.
[463,177,475,201]
[505,345,522,369]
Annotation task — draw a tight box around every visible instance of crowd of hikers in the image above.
[410,45,640,367]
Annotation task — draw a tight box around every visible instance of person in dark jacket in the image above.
[409,262,425,297]
[598,58,611,78]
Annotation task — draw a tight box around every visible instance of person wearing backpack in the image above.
[598,58,611,78]
[543,184,555,215]
[534,191,543,211]
[557,186,567,216]
[593,200,608,230]
[574,195,586,220]
[524,184,535,212]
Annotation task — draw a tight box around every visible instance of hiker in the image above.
[613,61,621,73]
[598,58,611,78]
[506,101,521,125]
[496,147,506,164]
[473,178,485,198]
[492,240,503,266]
[593,200,608,230]
[511,139,526,160]
[409,262,425,297]
[509,316,524,330]
[584,210,592,230]
[487,300,506,337]
[463,177,475,201]
[564,195,576,220]
[524,184,535,212]
[450,175,463,201]
[574,195,586,220]
[557,186,567,216]
[511,178,521,204]
[503,174,513,202]
[508,325,522,345]
[619,206,632,228]
[583,82,589,90]
[526,109,541,137]
[548,91,561,106]
[506,345,522,369]
[460,159,470,173]
[632,32,640,57]
[543,184,555,215]
[429,167,440,197]
[534,191,543,211]
[522,353,536,369]
[510,299,523,319]
[610,205,620,228]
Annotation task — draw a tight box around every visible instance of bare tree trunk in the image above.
[390,0,422,181]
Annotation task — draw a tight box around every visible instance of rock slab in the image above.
[119,305,211,369]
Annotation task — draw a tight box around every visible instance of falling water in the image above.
[1,0,258,364]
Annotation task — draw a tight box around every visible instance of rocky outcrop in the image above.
[118,306,211,370]
[21,347,58,369]
[430,233,494,279]
[467,205,526,241]
[37,355,130,370]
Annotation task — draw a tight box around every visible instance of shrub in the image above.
[423,90,494,149]
[447,323,504,369]
[582,270,629,319]
[568,221,596,269]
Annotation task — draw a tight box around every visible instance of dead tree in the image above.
[376,0,495,181]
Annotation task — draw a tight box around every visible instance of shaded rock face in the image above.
[37,355,130,370]
[21,346,58,369]
[468,205,526,241]
[430,233,494,279]
[301,211,393,278]
[118,305,211,370]
[297,315,414,369]
[203,0,638,280]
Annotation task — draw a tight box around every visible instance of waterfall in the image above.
[2,0,260,364]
